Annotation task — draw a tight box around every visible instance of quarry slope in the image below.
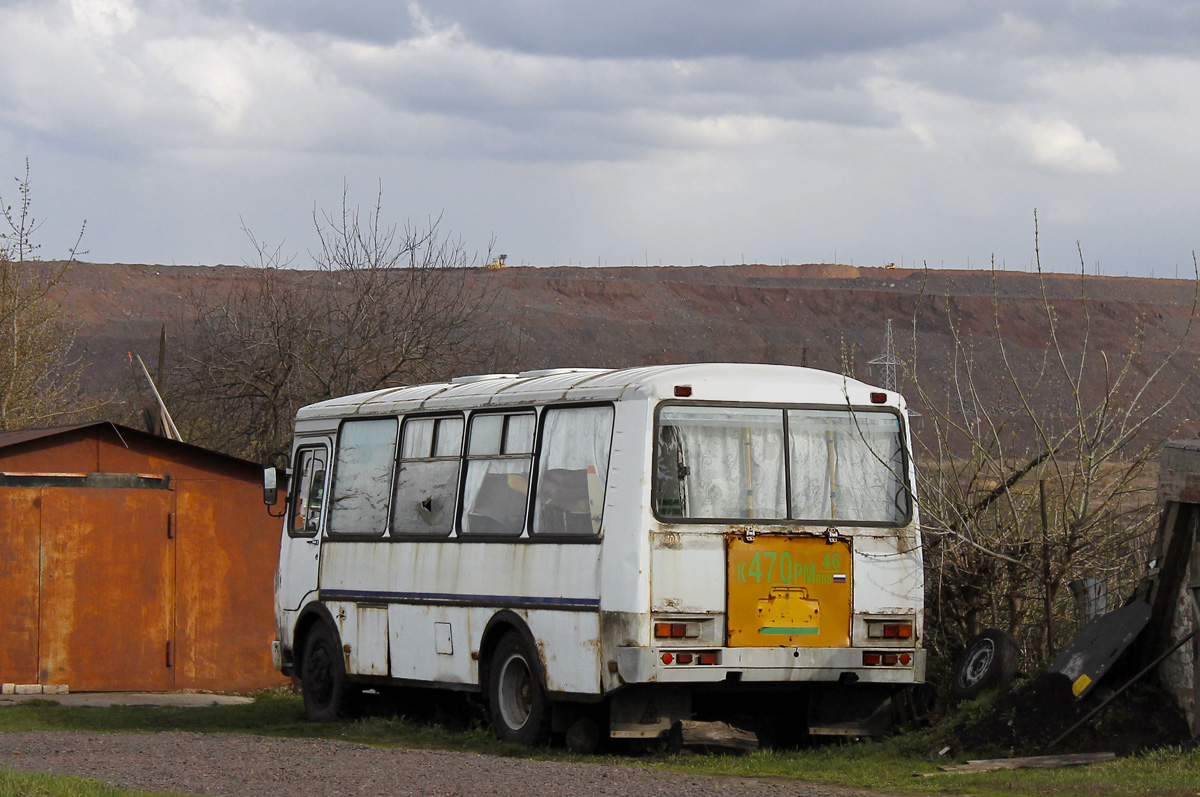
[53,261,1200,438]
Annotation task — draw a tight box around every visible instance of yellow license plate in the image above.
[727,536,851,647]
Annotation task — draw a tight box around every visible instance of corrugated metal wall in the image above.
[0,425,286,692]
[0,488,41,685]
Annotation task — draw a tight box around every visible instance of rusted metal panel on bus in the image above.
[727,536,852,647]
[0,488,42,684]
[174,480,289,691]
[38,487,175,691]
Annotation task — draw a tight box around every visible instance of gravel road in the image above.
[2,731,882,797]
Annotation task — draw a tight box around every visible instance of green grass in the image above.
[2,693,1198,797]
[0,770,177,797]
[636,734,1200,796]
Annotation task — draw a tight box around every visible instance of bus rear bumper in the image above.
[613,645,926,686]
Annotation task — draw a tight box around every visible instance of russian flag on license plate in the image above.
[833,574,847,583]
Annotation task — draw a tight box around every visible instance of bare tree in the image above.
[0,161,87,429]
[907,220,1199,666]
[174,186,510,462]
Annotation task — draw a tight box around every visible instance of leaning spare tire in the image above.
[952,628,1021,700]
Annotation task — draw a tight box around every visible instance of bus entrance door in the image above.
[277,443,331,619]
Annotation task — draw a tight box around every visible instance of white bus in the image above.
[271,363,924,746]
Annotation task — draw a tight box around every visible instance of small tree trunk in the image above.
[1041,479,1054,657]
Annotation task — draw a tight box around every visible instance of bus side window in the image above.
[654,425,685,517]
[289,447,327,537]
[461,412,534,536]
[392,416,463,537]
[327,417,398,537]
[533,405,614,536]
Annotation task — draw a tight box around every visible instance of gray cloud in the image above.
[0,0,1195,275]
[215,1,1200,60]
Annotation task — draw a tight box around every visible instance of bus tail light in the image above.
[866,621,913,639]
[657,652,700,667]
[697,652,720,665]
[654,622,699,639]
[863,651,912,667]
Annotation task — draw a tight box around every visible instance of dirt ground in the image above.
[951,673,1193,757]
[2,730,884,797]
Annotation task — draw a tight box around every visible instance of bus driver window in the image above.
[290,448,327,536]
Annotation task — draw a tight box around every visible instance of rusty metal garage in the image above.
[0,421,286,693]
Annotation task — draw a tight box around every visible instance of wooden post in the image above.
[668,720,759,754]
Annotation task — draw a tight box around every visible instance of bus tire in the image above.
[952,629,1020,700]
[302,622,353,722]
[488,632,550,745]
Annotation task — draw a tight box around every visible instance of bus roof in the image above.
[295,363,901,422]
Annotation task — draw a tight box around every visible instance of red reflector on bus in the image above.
[899,653,912,665]
[870,392,887,404]
[674,385,693,397]
[697,652,719,665]
[661,652,673,665]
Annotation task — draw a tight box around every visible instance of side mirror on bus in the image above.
[263,467,279,507]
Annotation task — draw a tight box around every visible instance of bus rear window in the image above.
[654,405,909,524]
[655,406,785,520]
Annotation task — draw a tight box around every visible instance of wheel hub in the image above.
[960,640,996,687]
[498,653,533,730]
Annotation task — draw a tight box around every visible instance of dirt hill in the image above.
[52,260,1200,438]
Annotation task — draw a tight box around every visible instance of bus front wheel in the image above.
[488,632,550,745]
[302,622,353,722]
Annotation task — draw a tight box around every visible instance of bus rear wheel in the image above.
[302,622,355,722]
[488,632,550,745]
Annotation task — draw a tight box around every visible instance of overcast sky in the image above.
[0,0,1196,276]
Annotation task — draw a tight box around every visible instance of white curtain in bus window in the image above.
[392,417,463,536]
[461,412,534,535]
[787,409,908,523]
[533,405,614,535]
[655,406,786,519]
[327,417,398,536]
